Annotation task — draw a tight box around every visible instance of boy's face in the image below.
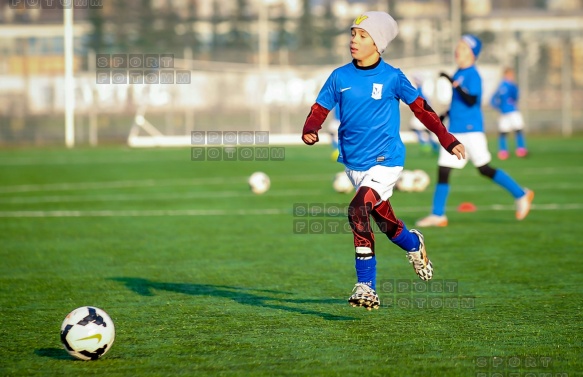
[350,28,379,65]
[455,40,475,69]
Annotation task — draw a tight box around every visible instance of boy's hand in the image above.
[302,132,319,145]
[452,144,466,160]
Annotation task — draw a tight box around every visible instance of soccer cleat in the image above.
[415,214,448,227]
[407,229,433,281]
[515,189,534,220]
[498,150,509,160]
[348,283,380,311]
[516,148,528,158]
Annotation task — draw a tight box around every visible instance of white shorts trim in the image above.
[438,132,491,169]
[498,111,524,133]
[345,165,403,202]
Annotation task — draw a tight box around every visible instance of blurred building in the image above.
[1,0,582,67]
[0,0,581,144]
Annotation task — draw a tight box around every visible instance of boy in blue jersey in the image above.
[301,11,466,310]
[416,35,534,228]
[490,67,528,160]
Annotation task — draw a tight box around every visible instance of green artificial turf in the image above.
[0,136,581,376]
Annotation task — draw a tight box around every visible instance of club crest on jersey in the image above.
[371,83,383,100]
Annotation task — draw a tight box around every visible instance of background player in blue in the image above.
[490,67,528,160]
[301,11,466,310]
[416,35,534,228]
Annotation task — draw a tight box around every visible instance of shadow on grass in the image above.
[34,347,74,361]
[110,277,357,321]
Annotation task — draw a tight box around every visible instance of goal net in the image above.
[127,59,334,147]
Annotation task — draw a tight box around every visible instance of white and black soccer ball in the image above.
[248,172,270,195]
[396,170,416,192]
[396,169,431,192]
[411,169,431,192]
[333,172,354,194]
[60,306,115,361]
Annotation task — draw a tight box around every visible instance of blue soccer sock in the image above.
[515,130,526,149]
[355,255,377,290]
[432,183,450,216]
[493,170,525,199]
[390,222,420,252]
[498,133,508,152]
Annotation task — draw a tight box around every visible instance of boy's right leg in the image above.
[347,186,380,309]
[348,283,380,310]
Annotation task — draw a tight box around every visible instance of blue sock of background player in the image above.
[515,130,527,151]
[431,165,528,216]
[498,132,509,155]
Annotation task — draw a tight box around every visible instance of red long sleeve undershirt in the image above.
[301,97,460,153]
[301,103,330,145]
[408,96,460,153]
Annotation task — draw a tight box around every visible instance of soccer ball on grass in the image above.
[396,169,431,192]
[60,306,115,361]
[333,172,354,194]
[411,169,430,192]
[248,172,271,194]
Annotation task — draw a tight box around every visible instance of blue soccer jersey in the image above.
[315,60,418,171]
[449,66,483,133]
[490,80,519,114]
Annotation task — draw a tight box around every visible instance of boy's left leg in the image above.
[371,200,433,281]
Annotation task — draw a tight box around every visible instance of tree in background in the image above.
[297,0,314,50]
[86,6,105,54]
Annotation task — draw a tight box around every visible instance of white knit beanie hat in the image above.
[351,11,399,54]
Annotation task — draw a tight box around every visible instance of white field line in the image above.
[0,203,581,218]
[0,181,580,204]
[0,175,325,194]
[0,190,323,204]
[0,173,581,195]
[0,209,287,218]
[0,155,186,166]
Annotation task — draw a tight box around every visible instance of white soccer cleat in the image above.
[407,229,433,281]
[415,214,448,227]
[515,189,534,220]
[348,283,380,311]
